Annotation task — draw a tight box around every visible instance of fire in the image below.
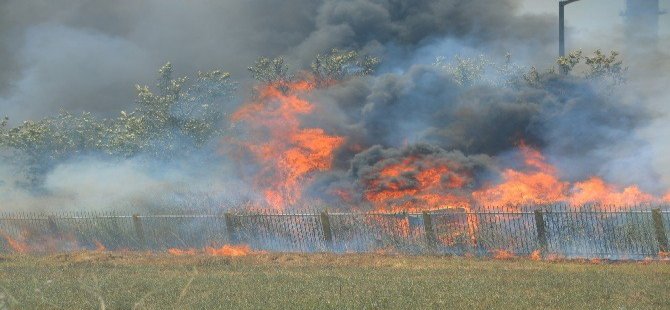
[570,178,654,208]
[473,146,569,207]
[1,232,29,254]
[491,249,515,259]
[230,80,344,209]
[205,244,252,256]
[167,245,259,256]
[663,192,670,203]
[473,144,663,208]
[168,248,197,256]
[93,240,107,252]
[363,156,472,212]
[355,142,666,218]
[529,250,541,261]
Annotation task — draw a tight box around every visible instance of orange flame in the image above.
[491,249,515,259]
[356,144,667,211]
[473,146,569,208]
[230,81,344,209]
[1,232,29,254]
[205,244,252,256]
[363,156,472,212]
[93,240,107,252]
[529,250,542,261]
[168,248,197,256]
[474,144,662,209]
[570,178,654,208]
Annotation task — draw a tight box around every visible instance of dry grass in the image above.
[0,252,668,309]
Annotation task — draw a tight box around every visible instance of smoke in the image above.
[0,155,257,212]
[306,62,655,191]
[0,0,668,213]
[0,0,554,122]
[0,24,152,121]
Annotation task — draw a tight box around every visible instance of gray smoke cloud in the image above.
[306,63,655,191]
[1,0,668,213]
[0,0,554,122]
[310,60,667,205]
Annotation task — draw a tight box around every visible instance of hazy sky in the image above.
[520,0,669,51]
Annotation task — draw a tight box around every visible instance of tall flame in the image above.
[230,81,344,209]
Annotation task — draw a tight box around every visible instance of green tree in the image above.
[310,49,380,86]
[110,62,235,159]
[0,63,236,186]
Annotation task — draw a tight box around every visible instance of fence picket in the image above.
[0,208,668,258]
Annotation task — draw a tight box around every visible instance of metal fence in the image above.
[1,205,669,259]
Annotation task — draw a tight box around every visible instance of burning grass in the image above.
[0,252,668,309]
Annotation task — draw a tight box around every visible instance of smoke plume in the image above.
[0,0,668,213]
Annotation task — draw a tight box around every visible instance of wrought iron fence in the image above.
[1,205,668,259]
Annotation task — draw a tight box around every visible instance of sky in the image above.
[520,0,669,52]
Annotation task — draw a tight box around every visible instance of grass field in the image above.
[0,252,668,309]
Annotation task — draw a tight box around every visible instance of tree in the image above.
[0,63,236,186]
[110,62,236,159]
[435,54,490,87]
[310,49,380,86]
[248,57,294,93]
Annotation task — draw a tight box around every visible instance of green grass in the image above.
[0,252,668,309]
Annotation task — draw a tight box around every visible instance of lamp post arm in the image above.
[559,0,583,60]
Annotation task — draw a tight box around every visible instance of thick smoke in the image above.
[0,0,668,212]
[307,63,655,192]
[0,0,554,121]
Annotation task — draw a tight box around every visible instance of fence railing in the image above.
[1,206,669,259]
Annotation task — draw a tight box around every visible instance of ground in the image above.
[0,252,668,309]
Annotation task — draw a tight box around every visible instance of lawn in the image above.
[0,252,668,309]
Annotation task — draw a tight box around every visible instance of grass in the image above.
[0,252,668,309]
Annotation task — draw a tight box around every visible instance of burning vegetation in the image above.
[168,244,265,257]
[0,48,667,218]
[0,0,668,260]
[229,80,344,209]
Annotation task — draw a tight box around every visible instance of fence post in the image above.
[224,212,237,244]
[320,211,333,248]
[422,211,437,252]
[132,214,146,247]
[652,209,669,253]
[47,215,59,236]
[534,210,548,255]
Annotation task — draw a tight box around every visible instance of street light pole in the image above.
[559,0,582,58]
